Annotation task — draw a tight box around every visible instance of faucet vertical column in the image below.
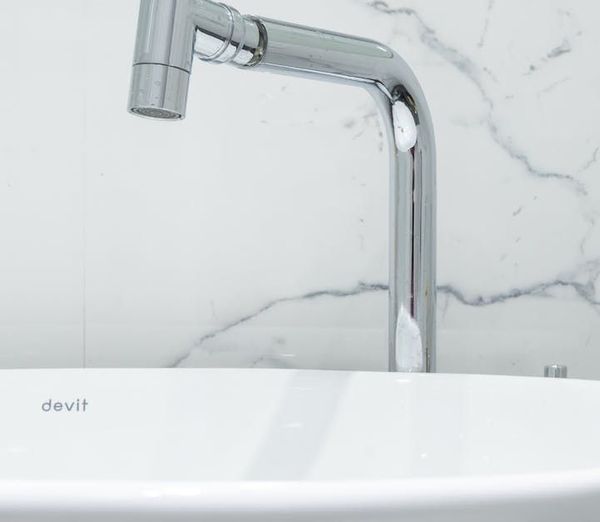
[373,88,436,372]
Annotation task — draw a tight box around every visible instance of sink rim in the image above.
[2,368,600,515]
[2,469,600,513]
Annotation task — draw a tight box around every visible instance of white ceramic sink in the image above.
[1,368,600,521]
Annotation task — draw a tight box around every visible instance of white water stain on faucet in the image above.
[395,306,423,372]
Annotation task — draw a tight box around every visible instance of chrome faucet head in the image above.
[128,0,262,121]
[127,0,195,120]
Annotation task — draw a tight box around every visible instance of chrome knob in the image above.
[544,364,568,378]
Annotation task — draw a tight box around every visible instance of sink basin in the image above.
[1,368,600,521]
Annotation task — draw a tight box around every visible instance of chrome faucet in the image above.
[128,0,436,372]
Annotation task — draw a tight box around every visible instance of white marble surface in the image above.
[0,0,599,377]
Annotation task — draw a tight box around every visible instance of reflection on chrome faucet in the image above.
[127,0,436,372]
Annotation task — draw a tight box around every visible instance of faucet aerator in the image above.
[128,63,190,120]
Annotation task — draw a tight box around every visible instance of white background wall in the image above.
[1,0,599,377]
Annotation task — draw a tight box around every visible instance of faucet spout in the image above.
[128,0,262,119]
[128,0,436,372]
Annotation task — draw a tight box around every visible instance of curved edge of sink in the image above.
[2,470,600,516]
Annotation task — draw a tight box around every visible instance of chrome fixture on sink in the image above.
[127,0,436,372]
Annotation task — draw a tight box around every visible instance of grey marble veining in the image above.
[173,282,388,368]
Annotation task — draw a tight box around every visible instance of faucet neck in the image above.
[239,16,436,370]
